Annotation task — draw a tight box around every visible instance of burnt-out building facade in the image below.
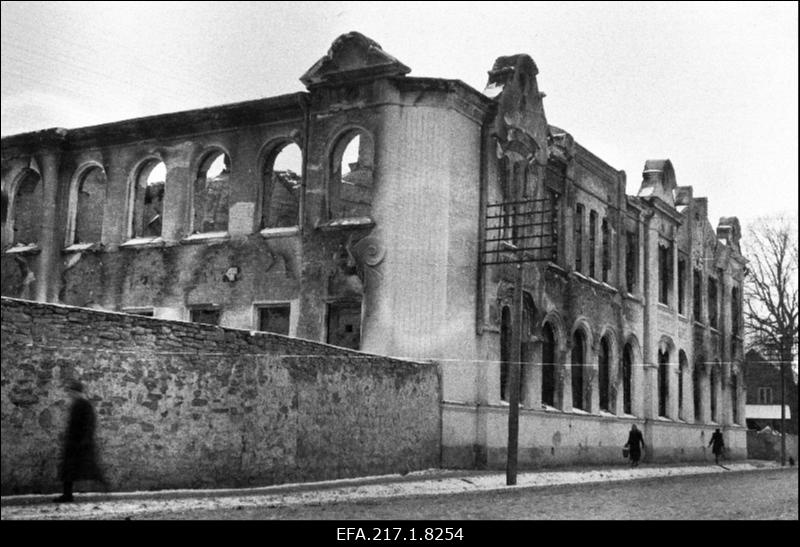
[1,32,747,468]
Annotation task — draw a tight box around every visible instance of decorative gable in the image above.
[300,32,410,88]
[638,159,677,207]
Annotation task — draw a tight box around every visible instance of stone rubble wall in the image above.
[1,297,441,495]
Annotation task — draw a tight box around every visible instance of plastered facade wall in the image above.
[1,297,440,495]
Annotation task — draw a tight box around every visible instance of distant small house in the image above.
[744,349,798,434]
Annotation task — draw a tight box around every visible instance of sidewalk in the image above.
[0,459,789,520]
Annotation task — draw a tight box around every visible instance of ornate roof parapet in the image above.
[484,54,549,166]
[716,216,742,253]
[637,159,677,207]
[300,32,411,89]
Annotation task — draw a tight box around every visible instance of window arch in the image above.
[69,165,106,245]
[571,329,587,410]
[622,342,634,415]
[541,322,557,408]
[10,168,43,245]
[598,335,611,412]
[261,142,302,229]
[658,347,670,418]
[329,129,374,219]
[130,159,166,239]
[678,350,688,420]
[193,150,230,233]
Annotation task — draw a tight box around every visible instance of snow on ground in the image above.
[0,461,782,520]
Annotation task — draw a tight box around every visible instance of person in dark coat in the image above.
[709,428,725,465]
[624,424,646,467]
[53,380,107,502]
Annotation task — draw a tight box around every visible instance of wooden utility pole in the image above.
[506,241,524,486]
[780,335,786,467]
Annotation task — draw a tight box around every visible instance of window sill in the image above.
[657,303,672,312]
[259,226,300,239]
[180,231,230,245]
[624,292,643,303]
[4,243,41,255]
[317,217,375,231]
[120,236,165,249]
[63,242,106,254]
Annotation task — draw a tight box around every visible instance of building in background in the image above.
[744,349,797,434]
[1,32,748,468]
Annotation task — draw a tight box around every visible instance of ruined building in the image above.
[1,32,748,467]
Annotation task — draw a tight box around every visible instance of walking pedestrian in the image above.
[53,380,108,502]
[624,424,645,467]
[709,428,725,465]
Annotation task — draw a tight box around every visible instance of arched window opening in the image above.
[710,365,719,422]
[520,293,535,406]
[12,169,42,245]
[693,359,704,423]
[262,143,302,229]
[731,286,741,337]
[571,330,586,410]
[541,323,556,407]
[599,336,611,412]
[73,166,106,244]
[622,343,633,415]
[330,130,374,219]
[193,151,230,233]
[658,348,669,418]
[731,373,739,424]
[131,160,166,239]
[678,350,688,420]
[500,306,512,402]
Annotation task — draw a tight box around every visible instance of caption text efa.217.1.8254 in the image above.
[337,528,464,542]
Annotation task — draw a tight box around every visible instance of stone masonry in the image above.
[1,297,440,495]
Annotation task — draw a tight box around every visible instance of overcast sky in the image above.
[1,1,797,229]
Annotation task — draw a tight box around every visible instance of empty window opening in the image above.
[731,374,739,424]
[693,269,702,321]
[132,160,166,238]
[589,211,597,278]
[622,344,633,415]
[710,367,719,421]
[327,301,362,350]
[541,323,556,407]
[571,330,586,410]
[658,349,669,418]
[500,306,511,402]
[190,307,221,325]
[257,305,291,336]
[601,218,610,283]
[73,167,106,244]
[708,276,719,329]
[678,350,688,420]
[625,230,638,293]
[677,257,686,315]
[126,309,154,317]
[574,204,584,273]
[193,151,230,233]
[12,169,42,245]
[693,361,703,423]
[262,143,302,229]
[599,336,610,412]
[731,286,740,336]
[757,387,773,404]
[658,243,672,305]
[330,130,374,219]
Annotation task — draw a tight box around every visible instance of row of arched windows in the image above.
[499,305,740,425]
[4,129,374,248]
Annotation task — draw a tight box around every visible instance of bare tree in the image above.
[743,215,798,374]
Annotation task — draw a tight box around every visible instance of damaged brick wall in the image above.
[1,297,441,495]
